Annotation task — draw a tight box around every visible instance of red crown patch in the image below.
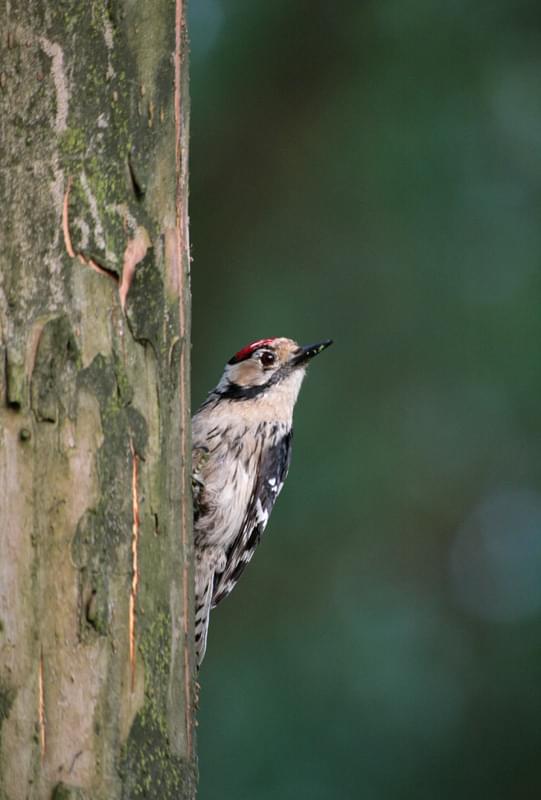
[228,338,278,364]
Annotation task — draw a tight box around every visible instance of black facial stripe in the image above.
[218,366,289,401]
[218,381,270,400]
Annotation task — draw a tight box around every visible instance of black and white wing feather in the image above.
[211,431,293,608]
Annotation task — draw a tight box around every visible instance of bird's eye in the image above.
[259,350,276,367]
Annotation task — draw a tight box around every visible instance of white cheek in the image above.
[217,361,267,390]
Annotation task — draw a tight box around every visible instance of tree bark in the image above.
[0,2,195,798]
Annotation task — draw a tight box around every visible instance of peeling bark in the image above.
[0,2,195,799]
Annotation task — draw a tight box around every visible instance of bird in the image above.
[192,336,332,667]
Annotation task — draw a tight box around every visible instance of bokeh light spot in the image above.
[450,488,541,622]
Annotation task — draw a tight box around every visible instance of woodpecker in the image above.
[192,336,332,666]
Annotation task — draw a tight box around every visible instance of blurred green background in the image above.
[188,1,541,798]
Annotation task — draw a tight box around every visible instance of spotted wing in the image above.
[211,431,293,608]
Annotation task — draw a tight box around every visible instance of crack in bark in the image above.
[119,227,150,310]
[129,439,140,693]
[62,178,119,282]
[38,648,46,763]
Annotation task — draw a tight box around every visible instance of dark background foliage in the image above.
[189,2,541,797]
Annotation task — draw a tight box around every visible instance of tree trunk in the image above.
[0,2,195,798]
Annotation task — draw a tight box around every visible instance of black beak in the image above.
[291,339,333,367]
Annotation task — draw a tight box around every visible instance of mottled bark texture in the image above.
[0,2,195,798]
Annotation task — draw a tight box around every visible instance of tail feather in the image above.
[194,563,213,668]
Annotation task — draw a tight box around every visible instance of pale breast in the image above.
[193,421,262,549]
[192,413,290,552]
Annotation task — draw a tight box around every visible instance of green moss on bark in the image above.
[52,783,88,800]
[72,354,148,640]
[120,614,196,799]
[0,685,15,787]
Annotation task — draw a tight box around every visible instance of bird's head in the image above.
[215,337,332,402]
